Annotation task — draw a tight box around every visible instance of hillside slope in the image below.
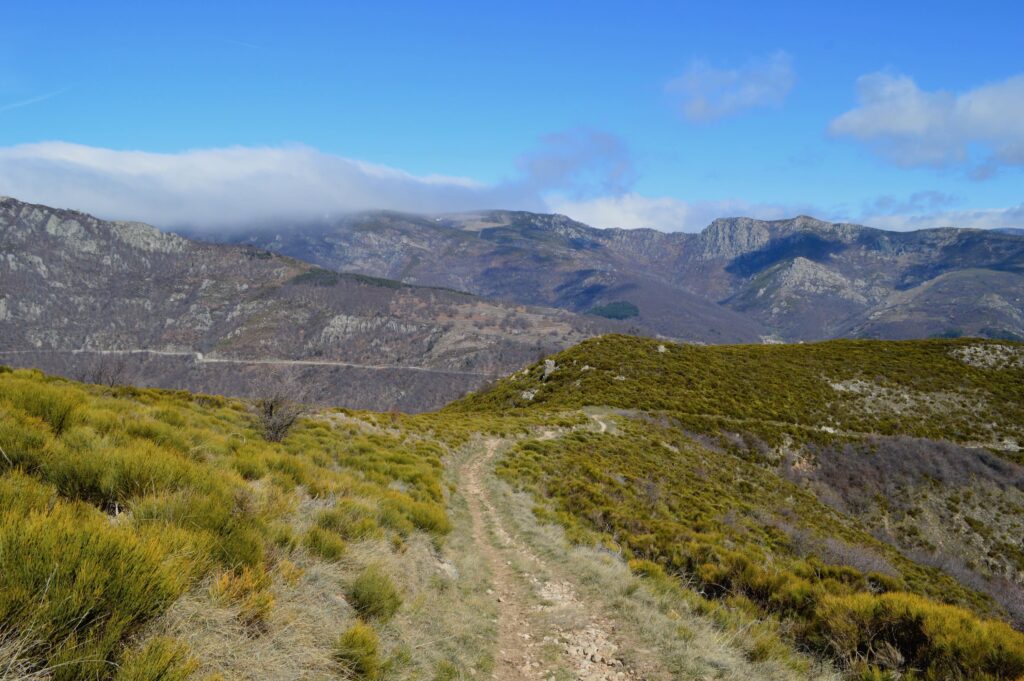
[0,366,460,680]
[0,365,840,681]
[452,335,1024,678]
[226,211,1024,343]
[4,337,1024,679]
[0,197,617,410]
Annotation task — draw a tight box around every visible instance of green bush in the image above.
[114,637,197,681]
[334,621,381,679]
[303,526,347,560]
[317,499,383,540]
[588,300,640,319]
[805,592,1024,679]
[0,484,191,679]
[348,565,402,622]
[0,376,83,435]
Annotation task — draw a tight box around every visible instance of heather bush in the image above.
[113,637,197,681]
[334,621,382,679]
[348,565,403,622]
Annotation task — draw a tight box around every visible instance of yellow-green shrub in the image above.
[348,565,402,622]
[0,374,83,435]
[303,526,347,560]
[804,592,1024,679]
[334,621,381,679]
[210,565,277,631]
[498,416,1020,676]
[114,637,197,681]
[0,480,190,679]
[317,498,383,540]
[0,368,452,678]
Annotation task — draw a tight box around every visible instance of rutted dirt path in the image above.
[460,437,640,681]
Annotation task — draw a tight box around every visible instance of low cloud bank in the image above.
[0,140,1020,234]
[0,142,538,230]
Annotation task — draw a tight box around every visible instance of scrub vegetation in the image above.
[0,367,449,680]
[455,335,1024,680]
[2,333,1022,680]
[452,335,1024,461]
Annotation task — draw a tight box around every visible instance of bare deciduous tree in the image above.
[250,367,308,442]
[77,352,129,388]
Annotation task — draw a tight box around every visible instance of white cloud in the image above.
[856,203,1024,231]
[0,142,542,230]
[517,129,635,197]
[666,51,795,122]
[862,190,959,217]
[2,140,1018,236]
[0,139,798,233]
[830,72,1024,177]
[547,193,802,232]
[0,132,645,232]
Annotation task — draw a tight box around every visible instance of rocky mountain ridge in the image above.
[226,209,1024,342]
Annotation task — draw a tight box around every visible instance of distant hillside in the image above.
[0,197,617,410]
[224,210,1024,343]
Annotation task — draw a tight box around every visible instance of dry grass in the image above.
[149,558,351,680]
[143,459,498,680]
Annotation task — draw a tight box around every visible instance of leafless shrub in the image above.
[76,352,129,388]
[906,547,1024,629]
[250,367,308,442]
[791,436,1024,517]
[767,517,899,578]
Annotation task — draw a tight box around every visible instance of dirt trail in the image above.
[460,438,639,681]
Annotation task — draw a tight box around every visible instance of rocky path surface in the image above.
[459,437,642,681]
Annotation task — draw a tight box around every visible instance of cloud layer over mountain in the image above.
[0,139,1020,234]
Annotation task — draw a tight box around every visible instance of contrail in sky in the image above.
[0,87,70,114]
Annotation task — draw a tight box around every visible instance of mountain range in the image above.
[226,210,1024,343]
[2,195,1023,410]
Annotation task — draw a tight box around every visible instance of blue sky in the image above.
[1,0,1022,231]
